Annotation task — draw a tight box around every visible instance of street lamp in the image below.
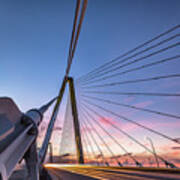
[48,142,53,163]
[146,137,159,167]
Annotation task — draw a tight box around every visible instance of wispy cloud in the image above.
[81,126,94,133]
[98,116,117,126]
[123,96,135,103]
[134,101,153,108]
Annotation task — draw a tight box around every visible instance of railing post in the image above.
[24,142,39,180]
[68,77,84,164]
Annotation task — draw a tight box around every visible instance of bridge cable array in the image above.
[81,95,180,120]
[79,106,109,166]
[83,90,180,97]
[79,98,177,168]
[77,25,179,84]
[81,73,180,89]
[81,98,180,145]
[73,24,180,167]
[80,120,99,165]
[81,54,180,86]
[80,104,142,167]
[80,107,122,166]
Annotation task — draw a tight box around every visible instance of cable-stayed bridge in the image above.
[0,0,180,179]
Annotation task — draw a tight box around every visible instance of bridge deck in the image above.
[45,164,180,180]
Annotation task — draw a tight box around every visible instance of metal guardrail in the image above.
[0,97,56,180]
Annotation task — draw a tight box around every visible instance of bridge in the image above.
[0,0,180,179]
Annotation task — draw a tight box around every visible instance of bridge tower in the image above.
[67,77,84,164]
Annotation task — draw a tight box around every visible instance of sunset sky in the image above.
[0,0,180,166]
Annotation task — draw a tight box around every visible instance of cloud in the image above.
[81,126,94,133]
[97,116,120,129]
[116,100,153,118]
[120,122,138,132]
[123,96,135,103]
[171,146,180,150]
[133,101,153,108]
[166,91,180,101]
[98,116,116,125]
[119,116,180,133]
[160,80,180,88]
[146,121,180,129]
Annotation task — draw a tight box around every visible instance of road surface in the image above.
[45,164,180,180]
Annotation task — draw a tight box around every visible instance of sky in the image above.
[0,0,180,166]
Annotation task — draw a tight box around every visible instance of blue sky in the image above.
[0,0,179,111]
[0,0,180,164]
